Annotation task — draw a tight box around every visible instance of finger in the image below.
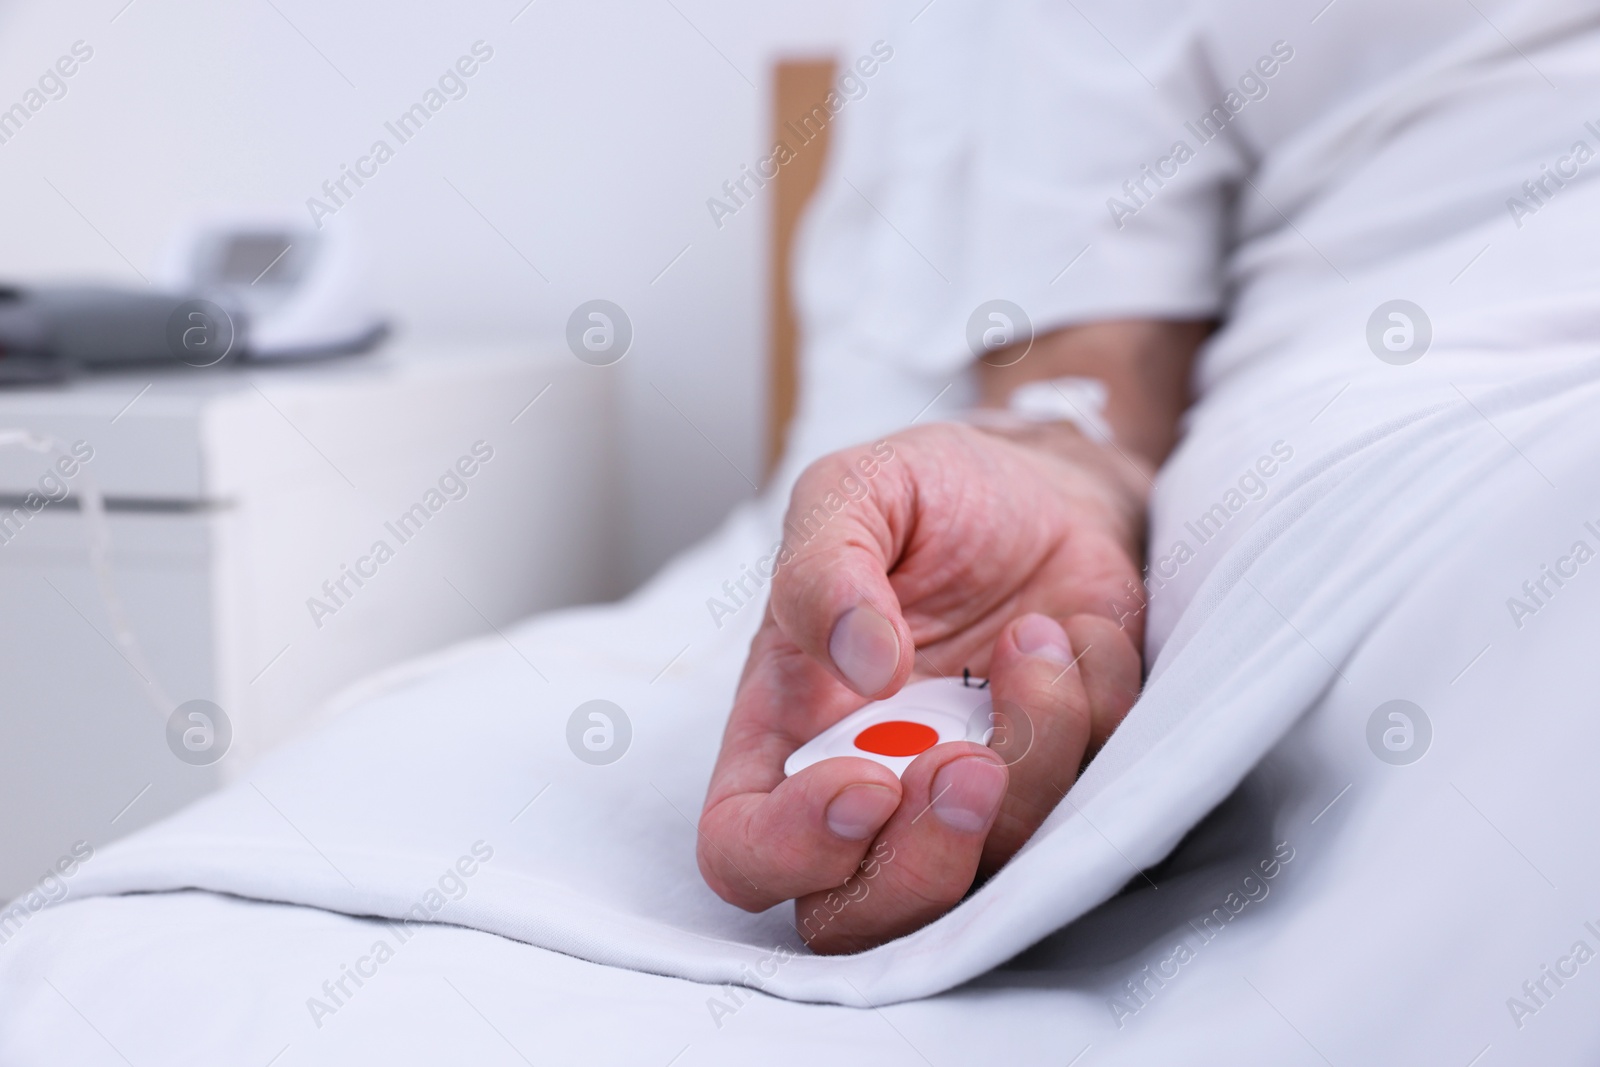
[797,743,1008,954]
[698,623,903,911]
[978,613,1096,875]
[698,754,903,912]
[768,448,914,699]
[1061,614,1143,752]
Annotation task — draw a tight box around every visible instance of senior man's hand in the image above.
[696,419,1152,953]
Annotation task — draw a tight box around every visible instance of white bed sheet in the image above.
[7,356,1600,1062]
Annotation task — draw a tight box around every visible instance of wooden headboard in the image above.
[767,59,837,477]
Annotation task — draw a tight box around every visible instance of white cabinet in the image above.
[0,344,618,898]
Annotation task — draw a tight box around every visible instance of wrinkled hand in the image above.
[697,421,1149,953]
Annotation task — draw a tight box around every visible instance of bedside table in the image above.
[0,343,618,900]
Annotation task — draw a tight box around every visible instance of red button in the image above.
[853,720,939,758]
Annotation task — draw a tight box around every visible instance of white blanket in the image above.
[7,359,1600,1061]
[7,0,1600,1058]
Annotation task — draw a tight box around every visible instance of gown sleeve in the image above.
[794,0,1244,375]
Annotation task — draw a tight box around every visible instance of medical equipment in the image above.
[782,676,996,779]
[0,287,238,384]
[0,218,386,384]
[963,375,1116,444]
[158,216,386,361]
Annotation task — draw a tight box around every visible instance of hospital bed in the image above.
[7,1,1600,1062]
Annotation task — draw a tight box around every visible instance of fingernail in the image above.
[825,784,899,841]
[1014,614,1072,665]
[931,756,1007,834]
[828,605,900,695]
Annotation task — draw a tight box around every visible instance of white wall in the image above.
[0,0,863,587]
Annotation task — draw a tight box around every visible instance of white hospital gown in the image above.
[789,0,1600,649]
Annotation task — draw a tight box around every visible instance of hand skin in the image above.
[697,319,1209,954]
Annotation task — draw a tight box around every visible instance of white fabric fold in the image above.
[12,0,1600,1018]
[39,352,1600,1005]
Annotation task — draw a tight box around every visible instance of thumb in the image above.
[768,451,914,699]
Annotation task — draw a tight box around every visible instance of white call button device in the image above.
[782,676,994,780]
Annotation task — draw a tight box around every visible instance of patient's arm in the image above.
[978,318,1208,470]
[697,319,1207,953]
